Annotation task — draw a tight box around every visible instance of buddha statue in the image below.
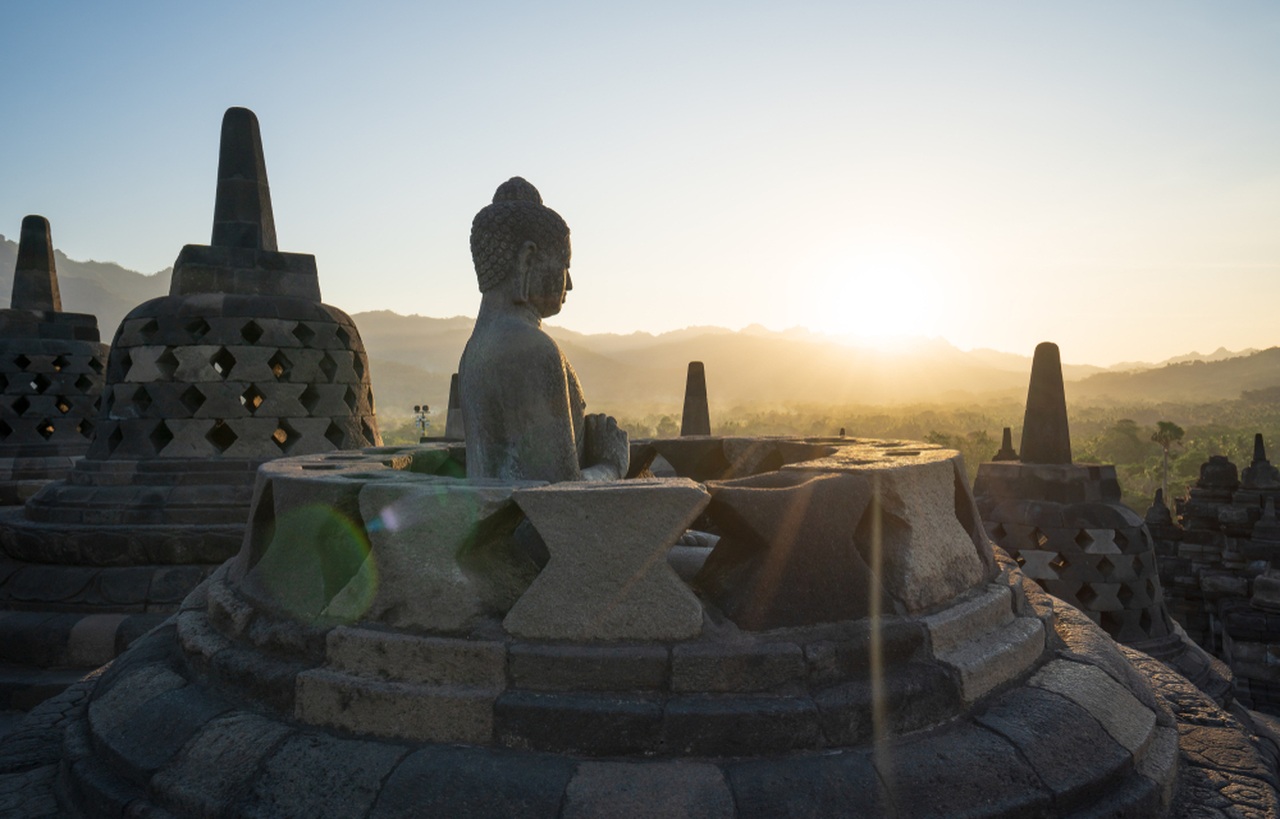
[459,177,628,482]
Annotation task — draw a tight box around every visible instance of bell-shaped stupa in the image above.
[0,108,380,701]
[0,216,108,505]
[973,341,1231,703]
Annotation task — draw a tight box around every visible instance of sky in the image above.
[2,1,1280,367]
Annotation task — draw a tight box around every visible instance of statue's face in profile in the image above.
[527,238,573,318]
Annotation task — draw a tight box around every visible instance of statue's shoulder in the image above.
[465,316,565,373]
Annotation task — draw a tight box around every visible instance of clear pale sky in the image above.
[3,1,1279,366]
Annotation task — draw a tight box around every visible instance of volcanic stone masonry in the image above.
[0,107,380,706]
[0,216,108,506]
[973,341,1232,704]
[1147,434,1280,714]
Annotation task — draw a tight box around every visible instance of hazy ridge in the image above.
[2,235,1276,418]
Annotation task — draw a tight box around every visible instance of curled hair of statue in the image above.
[470,177,569,293]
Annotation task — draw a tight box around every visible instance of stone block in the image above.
[726,750,888,817]
[505,479,708,641]
[295,668,497,744]
[495,689,664,755]
[811,660,961,744]
[369,744,574,819]
[921,583,1012,655]
[936,615,1044,703]
[149,711,295,817]
[93,683,233,780]
[326,479,534,630]
[802,619,927,684]
[66,614,129,667]
[326,627,506,687]
[695,470,885,629]
[564,761,735,819]
[508,642,668,691]
[671,641,805,692]
[662,694,821,755]
[245,731,409,819]
[1029,659,1156,755]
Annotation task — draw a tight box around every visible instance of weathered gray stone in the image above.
[508,642,669,691]
[671,641,806,693]
[563,761,734,819]
[11,216,60,312]
[1029,659,1157,755]
[245,731,408,819]
[680,361,711,436]
[1020,341,1072,464]
[504,479,708,640]
[326,626,506,686]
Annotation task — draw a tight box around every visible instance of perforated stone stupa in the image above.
[0,108,379,698]
[0,216,107,506]
[974,341,1231,703]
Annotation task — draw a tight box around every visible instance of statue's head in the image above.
[471,178,572,318]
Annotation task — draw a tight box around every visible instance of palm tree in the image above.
[1152,421,1185,504]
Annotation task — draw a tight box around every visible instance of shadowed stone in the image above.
[211,107,277,251]
[504,479,708,640]
[444,373,464,439]
[1145,488,1173,526]
[324,480,540,631]
[695,471,886,629]
[12,216,61,312]
[1242,433,1280,489]
[680,361,710,436]
[1019,342,1071,464]
[993,426,1018,461]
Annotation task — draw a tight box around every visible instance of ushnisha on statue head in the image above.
[459,178,628,483]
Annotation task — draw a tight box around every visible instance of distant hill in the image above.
[2,237,1277,417]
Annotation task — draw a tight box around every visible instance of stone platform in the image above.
[0,438,1269,815]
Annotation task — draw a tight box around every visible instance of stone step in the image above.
[921,582,1014,656]
[0,662,90,710]
[936,614,1045,703]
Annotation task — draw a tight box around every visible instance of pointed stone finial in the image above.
[1019,342,1071,464]
[12,215,61,312]
[992,426,1018,461]
[211,107,277,251]
[1145,488,1173,525]
[1254,433,1267,465]
[680,361,710,436]
[444,373,465,440]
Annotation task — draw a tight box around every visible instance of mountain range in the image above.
[1,234,1276,417]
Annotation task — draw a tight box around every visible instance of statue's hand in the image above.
[583,413,629,480]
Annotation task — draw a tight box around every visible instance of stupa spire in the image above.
[12,215,61,312]
[211,107,277,251]
[1019,341,1071,464]
[680,361,710,436]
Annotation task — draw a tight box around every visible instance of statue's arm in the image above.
[581,413,629,481]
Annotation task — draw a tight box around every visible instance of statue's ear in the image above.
[516,241,538,303]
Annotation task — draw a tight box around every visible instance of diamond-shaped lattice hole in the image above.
[241,385,265,415]
[1076,585,1098,607]
[241,321,264,344]
[335,326,351,347]
[366,389,375,414]
[206,420,238,453]
[210,347,236,379]
[106,424,123,455]
[361,419,377,446]
[267,351,292,380]
[292,322,316,345]
[1101,611,1125,635]
[139,318,160,340]
[89,356,104,374]
[1147,579,1158,599]
[1095,556,1115,579]
[325,421,345,449]
[353,355,365,380]
[30,373,51,394]
[77,419,93,439]
[1117,584,1134,607]
[0,373,8,392]
[185,317,211,340]
[318,353,337,382]
[52,354,69,372]
[990,523,1007,541]
[0,419,11,440]
[1031,528,1049,549]
[36,419,54,440]
[1138,609,1153,634]
[133,386,152,413]
[55,396,71,414]
[180,386,206,414]
[298,384,321,414]
[12,396,30,415]
[156,348,179,379]
[1074,529,1094,549]
[13,354,30,369]
[75,374,94,393]
[149,420,173,453]
[272,420,299,453]
[1048,553,1070,574]
[1114,530,1130,550]
[1014,552,1026,567]
[343,387,358,412]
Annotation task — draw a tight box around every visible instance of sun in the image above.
[808,250,946,343]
